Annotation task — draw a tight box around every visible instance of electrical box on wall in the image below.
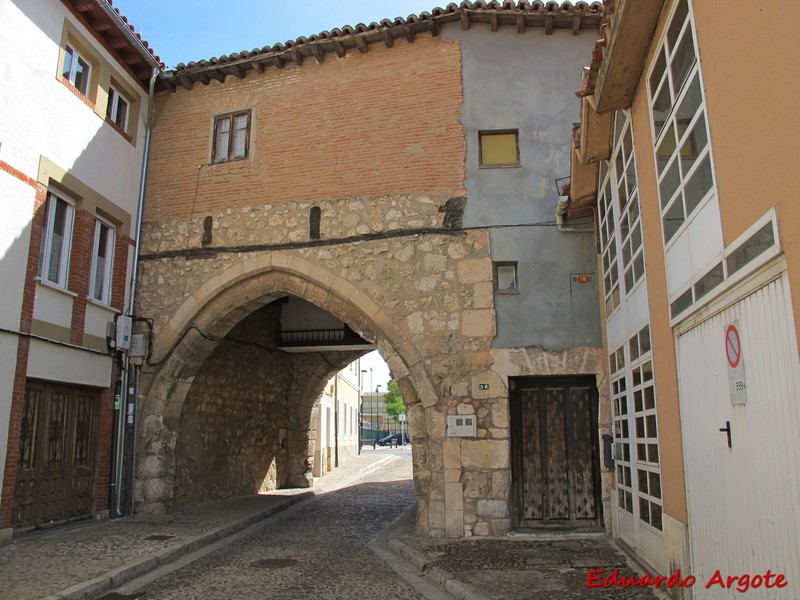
[446,415,477,437]
[115,315,132,350]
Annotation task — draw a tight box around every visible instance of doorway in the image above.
[510,376,602,529]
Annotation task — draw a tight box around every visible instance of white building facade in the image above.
[0,0,159,542]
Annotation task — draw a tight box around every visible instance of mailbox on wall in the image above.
[446,415,477,437]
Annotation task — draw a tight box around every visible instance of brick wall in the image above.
[145,35,465,219]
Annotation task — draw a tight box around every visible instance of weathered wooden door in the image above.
[13,382,99,529]
[511,377,601,528]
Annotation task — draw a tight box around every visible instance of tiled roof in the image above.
[64,0,163,87]
[164,1,603,92]
[575,0,613,98]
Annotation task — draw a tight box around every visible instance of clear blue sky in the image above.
[112,0,446,68]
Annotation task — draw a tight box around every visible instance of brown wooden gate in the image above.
[511,377,601,528]
[13,382,99,529]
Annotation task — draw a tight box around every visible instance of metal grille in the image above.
[46,392,68,469]
[19,388,40,469]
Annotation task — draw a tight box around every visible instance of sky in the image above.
[112,0,447,69]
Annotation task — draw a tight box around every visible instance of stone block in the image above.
[458,259,490,285]
[462,310,496,338]
[473,281,494,309]
[445,510,463,537]
[442,440,461,469]
[456,402,475,415]
[461,440,510,469]
[491,471,512,498]
[477,499,509,519]
[491,519,512,536]
[445,482,463,511]
[472,521,491,536]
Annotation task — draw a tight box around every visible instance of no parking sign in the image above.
[726,321,747,405]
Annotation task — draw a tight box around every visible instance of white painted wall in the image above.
[0,0,147,220]
[0,0,149,519]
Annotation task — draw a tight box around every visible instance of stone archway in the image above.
[134,253,443,528]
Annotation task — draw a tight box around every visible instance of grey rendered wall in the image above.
[446,24,601,349]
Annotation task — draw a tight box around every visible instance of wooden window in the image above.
[106,86,130,132]
[479,130,519,167]
[212,110,251,163]
[90,216,115,304]
[38,190,75,288]
[62,44,91,96]
[493,262,519,294]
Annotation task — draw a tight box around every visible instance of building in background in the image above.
[0,0,159,542]
[568,0,800,590]
[313,359,361,477]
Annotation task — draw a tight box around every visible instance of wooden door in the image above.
[13,382,99,529]
[511,377,601,528]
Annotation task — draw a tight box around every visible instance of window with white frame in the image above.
[597,162,620,316]
[90,217,115,304]
[611,324,663,531]
[38,190,75,288]
[212,110,251,163]
[648,0,714,244]
[106,86,130,132]
[62,44,92,96]
[611,113,645,293]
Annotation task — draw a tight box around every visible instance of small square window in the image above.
[479,130,519,167]
[106,86,130,132]
[212,110,251,163]
[38,190,75,288]
[62,44,91,96]
[493,262,519,294]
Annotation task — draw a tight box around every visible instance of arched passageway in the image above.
[134,254,446,532]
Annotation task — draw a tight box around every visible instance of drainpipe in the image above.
[112,66,161,517]
[554,195,594,233]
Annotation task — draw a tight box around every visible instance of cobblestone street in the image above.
[116,451,427,600]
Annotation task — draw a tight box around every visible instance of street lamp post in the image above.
[361,368,372,445]
[375,384,382,438]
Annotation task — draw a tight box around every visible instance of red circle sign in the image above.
[725,325,741,369]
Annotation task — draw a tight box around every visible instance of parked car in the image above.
[377,433,410,446]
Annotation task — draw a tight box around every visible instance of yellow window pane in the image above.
[480,132,518,166]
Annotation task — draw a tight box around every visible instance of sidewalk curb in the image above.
[35,453,397,600]
[384,509,490,600]
[44,491,312,600]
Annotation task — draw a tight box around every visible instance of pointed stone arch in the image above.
[135,253,438,521]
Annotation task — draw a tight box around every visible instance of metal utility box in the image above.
[446,415,477,437]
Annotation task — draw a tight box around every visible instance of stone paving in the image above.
[0,447,665,600]
[125,449,424,600]
[0,449,399,600]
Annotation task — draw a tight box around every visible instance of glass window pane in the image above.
[649,50,667,99]
[639,325,651,354]
[214,117,231,161]
[63,46,74,80]
[663,199,685,243]
[694,262,724,300]
[75,56,90,94]
[726,222,776,275]
[480,132,518,166]
[679,114,708,176]
[649,472,662,499]
[656,124,676,175]
[115,96,129,128]
[496,265,517,291]
[659,161,681,210]
[651,83,671,134]
[670,287,693,317]
[666,0,689,51]
[684,154,713,215]
[669,28,696,96]
[231,114,248,158]
[676,74,702,126]
[644,386,655,410]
